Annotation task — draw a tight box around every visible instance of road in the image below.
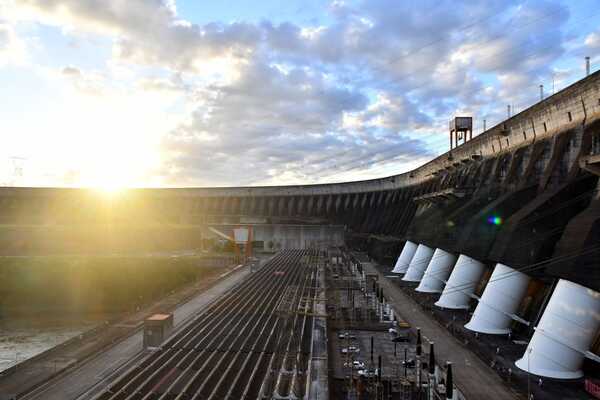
[20,265,251,400]
[366,263,521,400]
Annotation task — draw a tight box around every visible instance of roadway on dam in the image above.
[363,261,520,400]
[18,264,252,400]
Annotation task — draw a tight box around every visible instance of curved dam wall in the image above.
[2,71,600,290]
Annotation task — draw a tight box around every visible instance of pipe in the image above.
[392,240,418,273]
[435,254,485,310]
[515,279,600,379]
[464,263,530,335]
[402,244,435,282]
[416,248,457,293]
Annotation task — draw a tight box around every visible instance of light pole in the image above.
[527,347,533,400]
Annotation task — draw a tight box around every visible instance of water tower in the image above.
[449,117,473,149]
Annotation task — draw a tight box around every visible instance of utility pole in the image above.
[527,347,533,400]
[586,56,591,76]
[404,347,407,378]
[416,328,422,395]
[539,84,544,101]
[377,355,382,400]
[445,362,454,400]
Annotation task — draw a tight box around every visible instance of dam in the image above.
[3,67,600,400]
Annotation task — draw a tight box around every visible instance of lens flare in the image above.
[487,216,503,225]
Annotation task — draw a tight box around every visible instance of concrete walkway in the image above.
[366,263,521,400]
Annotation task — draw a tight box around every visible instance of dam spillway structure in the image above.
[402,243,435,282]
[435,255,485,310]
[515,279,600,379]
[392,240,418,273]
[416,248,457,293]
[7,53,600,400]
[464,263,530,335]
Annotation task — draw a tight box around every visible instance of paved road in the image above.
[367,263,521,400]
[21,266,251,400]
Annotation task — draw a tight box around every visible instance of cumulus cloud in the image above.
[3,0,583,186]
[0,22,26,66]
[15,0,261,72]
[160,61,372,185]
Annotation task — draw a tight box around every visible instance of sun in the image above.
[83,160,147,193]
[93,180,126,194]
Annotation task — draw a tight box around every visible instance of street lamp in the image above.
[527,347,533,400]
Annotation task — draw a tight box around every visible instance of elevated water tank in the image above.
[435,254,485,310]
[515,279,600,379]
[416,248,457,293]
[464,263,530,335]
[392,240,418,274]
[402,244,435,282]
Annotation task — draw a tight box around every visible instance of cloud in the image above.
[586,32,600,49]
[3,0,584,186]
[158,60,435,186]
[15,0,261,72]
[0,22,26,66]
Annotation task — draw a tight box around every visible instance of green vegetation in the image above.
[0,224,208,255]
[0,256,221,317]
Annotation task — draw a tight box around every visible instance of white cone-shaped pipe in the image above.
[515,280,600,379]
[464,263,530,335]
[392,240,418,273]
[435,255,485,310]
[402,244,435,282]
[416,249,457,293]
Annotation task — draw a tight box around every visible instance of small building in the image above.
[143,313,174,349]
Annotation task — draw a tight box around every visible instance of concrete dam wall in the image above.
[2,70,600,292]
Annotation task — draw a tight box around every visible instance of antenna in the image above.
[8,156,26,186]
[586,56,591,77]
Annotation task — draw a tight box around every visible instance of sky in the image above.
[1,0,600,188]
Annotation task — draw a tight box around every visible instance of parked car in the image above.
[343,360,366,370]
[358,368,379,377]
[338,332,357,340]
[341,346,360,354]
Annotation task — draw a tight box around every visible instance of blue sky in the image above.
[1,0,600,188]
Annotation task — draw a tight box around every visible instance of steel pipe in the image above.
[515,279,600,379]
[392,240,418,273]
[464,263,530,335]
[416,248,457,293]
[402,244,435,282]
[434,255,485,310]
